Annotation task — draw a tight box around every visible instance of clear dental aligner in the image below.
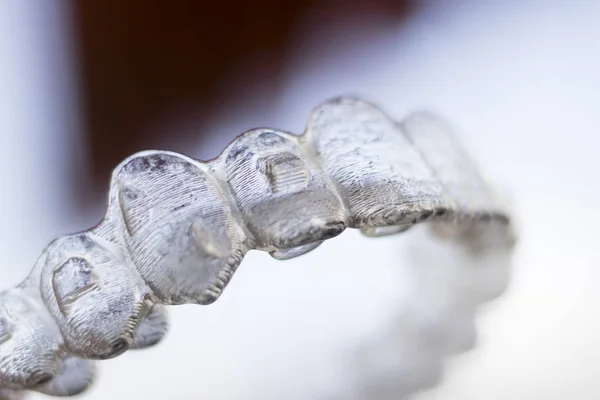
[0,98,515,399]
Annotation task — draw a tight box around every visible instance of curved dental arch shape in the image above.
[0,97,515,399]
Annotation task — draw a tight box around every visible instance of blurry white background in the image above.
[1,0,599,399]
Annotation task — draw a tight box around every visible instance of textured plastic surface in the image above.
[0,98,515,398]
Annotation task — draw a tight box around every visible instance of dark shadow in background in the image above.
[71,0,413,204]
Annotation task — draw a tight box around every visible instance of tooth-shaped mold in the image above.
[221,129,347,254]
[0,290,61,389]
[130,304,168,349]
[39,233,151,359]
[0,97,516,399]
[306,97,455,233]
[35,355,95,397]
[401,112,509,222]
[109,151,246,305]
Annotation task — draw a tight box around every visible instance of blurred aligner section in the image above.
[0,97,515,399]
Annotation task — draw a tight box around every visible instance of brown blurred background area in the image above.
[71,0,412,202]
[6,2,600,399]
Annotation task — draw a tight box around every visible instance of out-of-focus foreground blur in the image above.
[1,0,599,399]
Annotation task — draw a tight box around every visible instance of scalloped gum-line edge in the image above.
[0,96,515,398]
